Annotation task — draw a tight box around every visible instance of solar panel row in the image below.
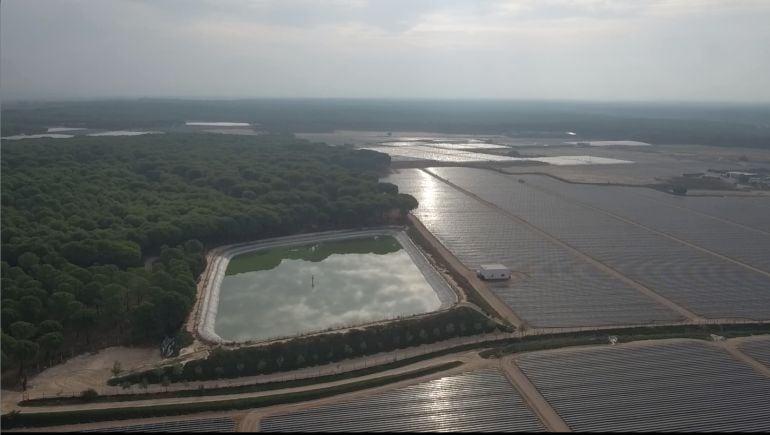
[385,169,682,327]
[80,417,235,433]
[515,341,770,432]
[426,167,770,321]
[261,369,545,432]
[739,337,770,368]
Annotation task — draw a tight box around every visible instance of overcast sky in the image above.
[2,0,770,102]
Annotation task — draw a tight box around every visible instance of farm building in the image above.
[477,264,511,280]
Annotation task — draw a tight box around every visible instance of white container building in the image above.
[477,264,511,280]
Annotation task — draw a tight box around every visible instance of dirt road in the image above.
[500,357,571,432]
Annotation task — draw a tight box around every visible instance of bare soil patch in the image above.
[2,346,161,413]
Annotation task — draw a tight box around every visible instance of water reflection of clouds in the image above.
[215,250,443,341]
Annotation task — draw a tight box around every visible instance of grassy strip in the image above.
[2,361,463,430]
[480,323,770,358]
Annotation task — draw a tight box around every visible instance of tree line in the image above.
[111,306,508,386]
[5,99,770,149]
[1,133,417,386]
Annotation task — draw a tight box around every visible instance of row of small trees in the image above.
[111,306,511,385]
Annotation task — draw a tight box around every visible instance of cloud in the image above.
[1,0,769,101]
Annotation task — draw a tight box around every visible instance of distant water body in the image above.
[47,127,85,132]
[2,133,74,140]
[186,121,250,127]
[87,131,162,136]
[3,129,162,139]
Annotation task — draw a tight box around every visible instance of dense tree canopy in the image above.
[1,133,415,381]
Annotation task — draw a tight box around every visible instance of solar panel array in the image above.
[80,417,235,433]
[380,141,510,150]
[260,369,545,432]
[501,173,770,273]
[363,146,520,163]
[428,167,770,320]
[739,337,770,368]
[515,341,770,432]
[385,170,681,327]
[633,190,770,234]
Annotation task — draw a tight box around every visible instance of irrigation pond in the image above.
[205,230,455,343]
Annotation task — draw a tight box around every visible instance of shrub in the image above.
[80,389,99,403]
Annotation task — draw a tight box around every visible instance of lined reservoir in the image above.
[211,232,452,343]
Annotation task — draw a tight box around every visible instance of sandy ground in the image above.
[2,346,161,413]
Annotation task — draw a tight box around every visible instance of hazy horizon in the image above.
[5,95,770,106]
[3,0,770,103]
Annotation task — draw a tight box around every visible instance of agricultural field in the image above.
[260,369,545,432]
[514,340,770,431]
[384,170,682,328]
[427,167,770,321]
